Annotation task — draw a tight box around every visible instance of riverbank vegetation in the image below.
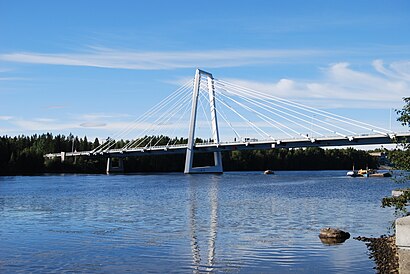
[0,133,379,175]
[382,97,410,215]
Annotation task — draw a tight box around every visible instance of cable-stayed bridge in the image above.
[45,69,410,173]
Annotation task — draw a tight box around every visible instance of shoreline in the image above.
[355,235,398,273]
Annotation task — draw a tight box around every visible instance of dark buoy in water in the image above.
[264,170,274,175]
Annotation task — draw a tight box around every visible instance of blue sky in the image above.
[1,0,410,140]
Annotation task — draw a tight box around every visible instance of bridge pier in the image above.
[184,150,223,174]
[60,152,66,163]
[106,157,124,174]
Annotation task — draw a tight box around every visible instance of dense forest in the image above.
[0,133,382,175]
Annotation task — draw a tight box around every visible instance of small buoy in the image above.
[264,170,274,175]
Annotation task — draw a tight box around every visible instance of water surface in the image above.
[0,171,405,273]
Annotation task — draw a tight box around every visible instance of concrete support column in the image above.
[106,157,124,174]
[60,152,66,163]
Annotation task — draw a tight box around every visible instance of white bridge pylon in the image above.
[45,68,410,174]
[185,69,223,173]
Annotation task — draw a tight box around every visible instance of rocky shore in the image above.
[355,235,398,273]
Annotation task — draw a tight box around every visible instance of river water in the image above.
[0,171,406,273]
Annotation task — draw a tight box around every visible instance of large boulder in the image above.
[319,227,350,245]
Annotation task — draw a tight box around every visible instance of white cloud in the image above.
[0,47,327,70]
[221,60,410,109]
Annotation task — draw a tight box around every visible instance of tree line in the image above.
[0,133,381,175]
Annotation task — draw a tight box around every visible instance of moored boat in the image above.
[346,170,359,177]
[369,171,392,177]
[347,167,392,177]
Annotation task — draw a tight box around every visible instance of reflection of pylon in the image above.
[184,69,223,174]
[189,178,219,273]
[206,180,218,271]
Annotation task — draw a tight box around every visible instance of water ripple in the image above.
[0,171,403,273]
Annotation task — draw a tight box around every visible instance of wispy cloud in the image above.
[79,113,131,120]
[0,77,27,81]
[221,60,410,109]
[0,67,14,73]
[1,117,189,143]
[373,60,410,81]
[0,47,328,70]
[34,118,56,122]
[46,105,66,109]
[0,116,13,121]
[3,114,162,134]
[0,67,28,81]
[11,119,80,132]
[80,122,107,128]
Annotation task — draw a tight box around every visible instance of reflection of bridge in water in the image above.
[45,69,410,173]
[189,177,219,273]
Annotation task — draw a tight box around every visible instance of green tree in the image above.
[396,97,410,126]
[382,98,410,214]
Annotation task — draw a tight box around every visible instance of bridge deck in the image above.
[45,132,410,159]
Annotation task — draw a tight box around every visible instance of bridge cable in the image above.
[216,89,311,139]
[214,93,273,140]
[93,80,193,153]
[199,89,243,142]
[215,81,356,136]
[217,79,391,135]
[215,82,353,138]
[124,89,192,149]
[215,88,297,139]
[121,84,192,149]
[215,81,353,137]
